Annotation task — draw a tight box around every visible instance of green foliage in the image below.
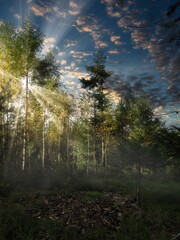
[0,203,39,240]
[15,18,44,77]
[0,22,17,73]
[32,51,60,89]
[80,191,103,201]
[80,50,111,89]
[79,50,112,119]
[0,19,44,78]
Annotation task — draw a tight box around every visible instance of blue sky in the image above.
[0,0,179,125]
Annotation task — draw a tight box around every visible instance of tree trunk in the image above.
[42,110,45,170]
[101,135,105,167]
[66,119,69,169]
[86,127,90,175]
[93,101,98,168]
[3,112,8,175]
[57,132,61,164]
[22,74,29,171]
[104,136,108,169]
[136,160,141,206]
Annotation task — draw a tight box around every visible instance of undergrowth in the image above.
[0,171,180,239]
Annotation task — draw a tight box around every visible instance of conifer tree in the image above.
[79,50,112,167]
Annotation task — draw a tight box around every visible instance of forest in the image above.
[0,19,180,240]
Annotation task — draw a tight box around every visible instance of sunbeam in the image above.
[6,95,24,165]
[29,83,70,127]
[0,2,179,238]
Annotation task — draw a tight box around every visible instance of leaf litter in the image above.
[26,192,142,230]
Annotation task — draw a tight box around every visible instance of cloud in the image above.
[31,4,51,16]
[61,60,67,65]
[76,18,86,26]
[44,37,56,44]
[69,10,79,15]
[61,71,89,81]
[70,50,92,59]
[103,72,167,106]
[108,0,180,105]
[79,25,92,32]
[62,62,76,71]
[104,74,132,98]
[111,35,120,42]
[108,49,120,54]
[52,6,67,18]
[14,13,22,19]
[68,0,82,15]
[71,62,76,68]
[131,30,149,49]
[74,16,111,49]
[69,1,79,9]
[64,40,77,48]
[42,37,57,53]
[58,52,66,57]
[115,40,124,45]
[96,41,108,48]
[107,6,121,18]
[30,0,85,20]
[109,90,121,103]
[64,66,72,70]
[110,35,124,46]
[153,105,165,114]
[101,0,124,21]
[117,16,146,30]
[101,0,115,5]
[64,80,76,85]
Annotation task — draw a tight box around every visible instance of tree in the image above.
[15,19,44,171]
[79,50,113,167]
[0,19,70,173]
[32,51,60,90]
[0,79,14,174]
[0,22,23,173]
[117,0,125,6]
[115,95,164,204]
[129,98,164,204]
[31,50,61,169]
[154,126,180,175]
[80,50,111,90]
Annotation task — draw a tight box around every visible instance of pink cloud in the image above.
[31,4,51,16]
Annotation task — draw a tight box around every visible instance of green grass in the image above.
[0,172,180,239]
[0,205,174,240]
[80,191,103,201]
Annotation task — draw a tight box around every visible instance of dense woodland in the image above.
[0,19,180,239]
[0,20,179,179]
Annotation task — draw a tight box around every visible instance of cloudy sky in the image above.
[0,0,179,125]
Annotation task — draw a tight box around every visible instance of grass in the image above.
[80,191,103,201]
[0,172,180,239]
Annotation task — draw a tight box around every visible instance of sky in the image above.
[0,0,179,125]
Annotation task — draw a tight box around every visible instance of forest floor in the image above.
[25,192,140,230]
[0,174,180,239]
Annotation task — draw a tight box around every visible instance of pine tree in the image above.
[79,50,112,167]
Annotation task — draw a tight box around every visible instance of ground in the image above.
[0,173,180,239]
